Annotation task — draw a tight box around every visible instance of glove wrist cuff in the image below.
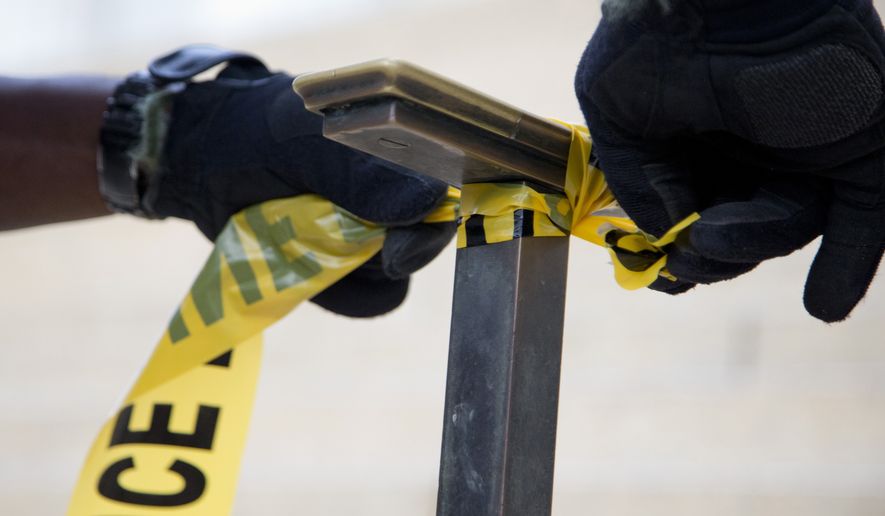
[698,0,836,43]
[97,45,270,219]
[97,72,179,218]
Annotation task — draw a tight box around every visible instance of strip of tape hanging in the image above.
[69,196,394,515]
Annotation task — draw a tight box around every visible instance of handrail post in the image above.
[293,61,573,516]
[436,235,568,516]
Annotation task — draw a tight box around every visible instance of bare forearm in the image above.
[0,75,118,231]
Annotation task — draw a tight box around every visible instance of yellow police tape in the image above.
[68,197,393,514]
[68,123,696,514]
[457,122,699,289]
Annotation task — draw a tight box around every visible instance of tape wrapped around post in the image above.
[456,121,699,290]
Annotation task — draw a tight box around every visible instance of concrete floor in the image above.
[2,1,885,514]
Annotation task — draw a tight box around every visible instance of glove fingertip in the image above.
[803,289,852,323]
[803,240,883,323]
[355,156,450,226]
[648,276,696,295]
[805,196,885,323]
[687,185,827,264]
[803,275,858,324]
[382,222,457,279]
[666,245,760,284]
[311,275,409,318]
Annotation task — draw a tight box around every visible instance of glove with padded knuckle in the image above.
[575,0,885,322]
[109,46,455,318]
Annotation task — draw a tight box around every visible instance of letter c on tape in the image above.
[97,457,206,507]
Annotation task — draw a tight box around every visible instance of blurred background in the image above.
[2,0,885,514]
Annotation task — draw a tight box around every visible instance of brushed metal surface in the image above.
[293,59,571,191]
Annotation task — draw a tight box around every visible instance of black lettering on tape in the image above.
[206,350,233,368]
[98,457,206,507]
[110,404,220,450]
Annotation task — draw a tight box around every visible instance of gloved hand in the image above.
[575,0,885,322]
[138,48,455,317]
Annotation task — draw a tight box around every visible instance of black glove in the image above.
[142,48,455,317]
[575,0,885,322]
